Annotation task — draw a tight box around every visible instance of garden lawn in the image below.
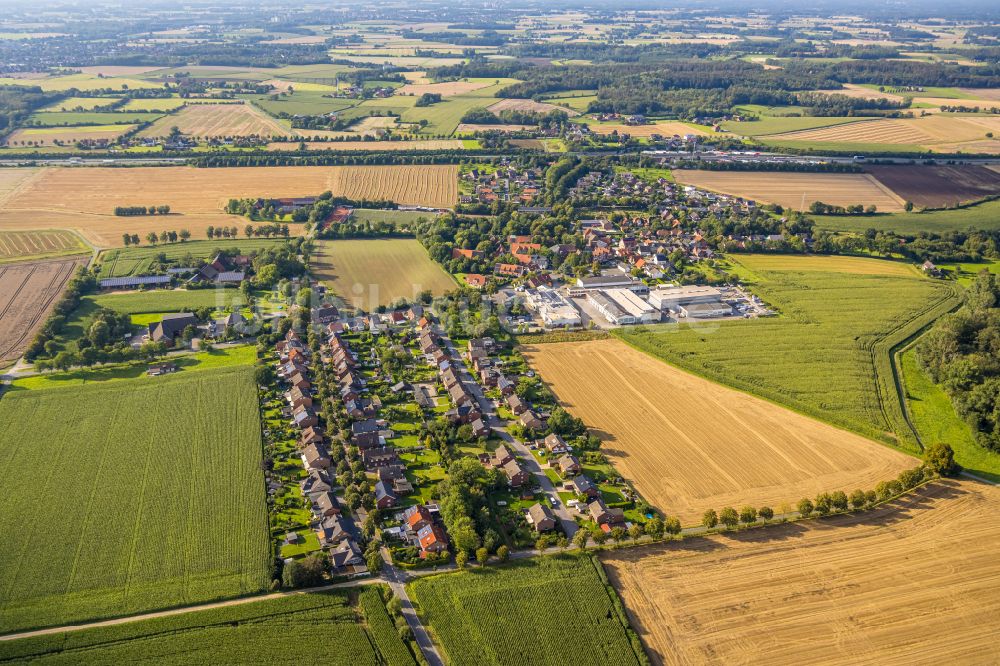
[616,254,961,450]
[409,554,644,666]
[0,588,416,666]
[0,366,270,633]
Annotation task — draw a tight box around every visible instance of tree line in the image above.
[113,205,171,216]
[917,272,1000,452]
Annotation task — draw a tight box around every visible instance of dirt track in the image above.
[602,479,1000,666]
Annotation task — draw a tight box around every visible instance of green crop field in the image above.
[38,96,119,112]
[811,199,1000,234]
[410,554,644,666]
[351,208,438,226]
[617,254,962,450]
[721,116,866,136]
[900,348,1000,482]
[95,239,287,277]
[0,366,269,633]
[0,588,417,665]
[247,91,359,118]
[312,238,456,308]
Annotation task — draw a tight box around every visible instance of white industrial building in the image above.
[526,287,582,327]
[587,288,658,325]
[574,273,648,295]
[648,285,732,318]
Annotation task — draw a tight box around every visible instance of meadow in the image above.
[523,338,914,523]
[900,348,1000,482]
[95,238,286,277]
[602,479,1000,666]
[409,554,645,666]
[0,366,270,633]
[312,238,456,309]
[0,165,458,246]
[0,588,416,665]
[616,254,961,450]
[8,345,256,392]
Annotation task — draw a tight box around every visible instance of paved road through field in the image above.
[379,548,444,666]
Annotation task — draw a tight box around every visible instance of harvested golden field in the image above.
[602,479,1000,666]
[267,139,464,151]
[674,170,905,211]
[0,168,39,205]
[0,165,458,246]
[767,114,1000,152]
[300,116,400,139]
[455,123,534,133]
[487,98,580,116]
[312,238,455,309]
[589,122,708,138]
[3,124,135,147]
[397,80,493,96]
[521,339,915,523]
[811,83,904,102]
[0,229,89,262]
[138,103,288,138]
[0,257,88,364]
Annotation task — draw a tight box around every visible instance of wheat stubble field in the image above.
[673,170,905,211]
[601,479,1000,666]
[0,165,458,246]
[521,338,914,524]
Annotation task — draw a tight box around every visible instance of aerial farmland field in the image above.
[0,229,88,262]
[0,165,458,246]
[0,256,88,366]
[602,479,1000,666]
[409,554,644,666]
[760,114,1000,153]
[2,124,136,147]
[866,165,1000,208]
[0,588,415,665]
[137,103,289,139]
[312,238,456,308]
[0,366,270,633]
[673,170,906,212]
[522,338,914,522]
[615,254,961,448]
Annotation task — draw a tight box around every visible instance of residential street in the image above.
[379,548,444,666]
[438,333,578,538]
